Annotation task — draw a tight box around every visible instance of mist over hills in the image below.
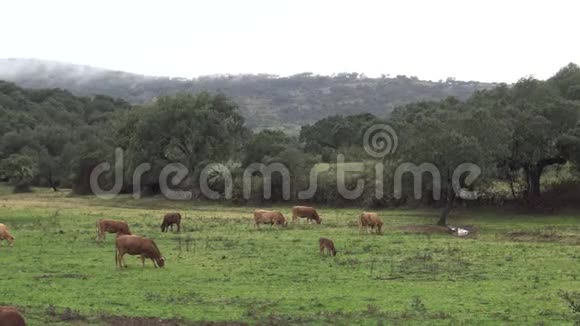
[0,58,496,132]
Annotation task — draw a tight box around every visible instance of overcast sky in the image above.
[1,0,579,82]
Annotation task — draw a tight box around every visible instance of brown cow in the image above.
[291,206,321,224]
[96,219,131,242]
[115,234,165,269]
[161,213,181,233]
[359,212,383,234]
[0,224,15,247]
[0,306,26,326]
[319,237,337,256]
[253,209,287,229]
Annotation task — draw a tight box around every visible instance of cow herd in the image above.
[252,207,384,257]
[0,207,384,325]
[90,207,381,270]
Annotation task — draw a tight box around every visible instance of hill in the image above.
[0,58,496,132]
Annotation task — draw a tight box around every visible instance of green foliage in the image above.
[1,63,580,206]
[300,113,385,161]
[558,128,580,168]
[242,129,292,166]
[481,75,580,199]
[0,153,37,191]
[118,92,250,192]
[0,81,130,192]
[549,63,580,101]
[392,65,580,206]
[392,97,510,223]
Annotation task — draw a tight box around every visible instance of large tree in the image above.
[468,74,580,201]
[117,92,250,193]
[392,98,509,225]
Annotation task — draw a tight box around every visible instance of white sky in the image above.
[1,0,579,83]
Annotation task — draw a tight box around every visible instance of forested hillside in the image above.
[1,63,579,216]
[0,81,130,192]
[0,59,495,132]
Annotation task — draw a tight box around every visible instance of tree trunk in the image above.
[507,170,518,200]
[437,183,456,226]
[523,157,565,204]
[73,160,97,195]
[527,168,541,198]
[48,171,58,192]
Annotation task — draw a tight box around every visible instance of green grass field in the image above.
[1,185,579,325]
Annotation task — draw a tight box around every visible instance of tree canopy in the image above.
[0,81,130,192]
[1,63,579,224]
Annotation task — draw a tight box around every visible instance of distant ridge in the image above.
[0,58,497,132]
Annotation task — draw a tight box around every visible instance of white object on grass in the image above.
[448,225,469,236]
[456,228,469,236]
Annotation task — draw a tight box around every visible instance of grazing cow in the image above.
[291,206,322,224]
[115,234,165,268]
[0,224,15,247]
[0,306,26,326]
[319,237,337,256]
[253,209,287,229]
[96,219,131,242]
[359,212,383,234]
[161,213,181,233]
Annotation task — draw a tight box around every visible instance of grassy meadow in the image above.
[1,184,579,325]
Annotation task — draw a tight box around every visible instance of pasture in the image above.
[0,186,579,325]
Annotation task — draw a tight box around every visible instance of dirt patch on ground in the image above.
[398,224,479,238]
[507,230,580,244]
[101,316,248,326]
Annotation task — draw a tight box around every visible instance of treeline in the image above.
[0,59,494,133]
[0,81,131,192]
[1,64,580,223]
